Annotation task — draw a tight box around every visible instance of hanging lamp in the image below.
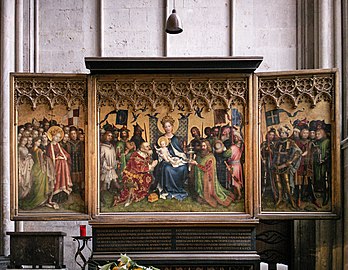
[165,0,183,34]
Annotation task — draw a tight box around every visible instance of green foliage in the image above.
[96,254,160,270]
[101,191,245,212]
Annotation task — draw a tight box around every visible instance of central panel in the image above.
[92,73,254,220]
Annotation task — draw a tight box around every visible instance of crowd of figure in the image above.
[261,119,331,209]
[18,119,85,210]
[100,115,245,208]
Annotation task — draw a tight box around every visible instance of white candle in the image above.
[276,263,288,270]
[260,262,268,270]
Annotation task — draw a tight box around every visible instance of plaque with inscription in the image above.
[92,226,255,253]
[90,225,259,270]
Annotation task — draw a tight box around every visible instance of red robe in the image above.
[117,151,153,204]
[46,142,73,195]
[227,144,244,189]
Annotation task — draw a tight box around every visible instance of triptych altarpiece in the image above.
[9,58,341,223]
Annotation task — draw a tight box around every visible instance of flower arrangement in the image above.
[98,254,160,270]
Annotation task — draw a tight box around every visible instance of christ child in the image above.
[155,136,187,168]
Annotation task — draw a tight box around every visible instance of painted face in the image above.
[268,131,275,141]
[315,129,325,140]
[191,128,199,137]
[300,129,309,139]
[70,130,78,140]
[53,133,61,143]
[23,130,30,137]
[78,133,85,141]
[222,127,230,136]
[293,130,300,138]
[27,137,33,146]
[44,123,50,131]
[160,141,167,147]
[32,130,39,138]
[42,134,48,142]
[234,135,242,144]
[35,139,42,147]
[164,122,173,134]
[201,142,207,150]
[120,131,128,140]
[141,142,153,155]
[106,132,113,142]
[280,131,288,139]
[20,137,28,146]
[204,127,211,137]
[135,129,142,136]
[63,133,70,143]
[212,128,219,137]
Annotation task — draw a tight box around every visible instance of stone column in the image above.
[314,0,335,68]
[0,0,15,256]
[14,0,24,234]
[296,0,315,69]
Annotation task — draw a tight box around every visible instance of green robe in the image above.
[22,147,53,209]
[115,140,134,179]
[194,153,233,207]
[313,138,330,191]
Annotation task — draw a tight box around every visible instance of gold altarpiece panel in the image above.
[254,69,341,219]
[90,73,255,224]
[10,73,89,220]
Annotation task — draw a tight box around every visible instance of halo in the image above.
[157,136,170,146]
[47,126,64,142]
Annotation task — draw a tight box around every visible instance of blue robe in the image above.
[156,135,188,200]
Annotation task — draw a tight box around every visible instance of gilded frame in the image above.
[10,73,90,220]
[90,73,256,224]
[254,69,341,219]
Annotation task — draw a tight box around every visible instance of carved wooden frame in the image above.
[90,73,256,224]
[10,73,90,220]
[254,69,341,219]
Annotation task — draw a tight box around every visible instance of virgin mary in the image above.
[154,115,188,200]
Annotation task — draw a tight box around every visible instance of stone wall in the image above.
[25,0,298,73]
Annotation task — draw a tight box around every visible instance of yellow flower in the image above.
[98,254,160,270]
